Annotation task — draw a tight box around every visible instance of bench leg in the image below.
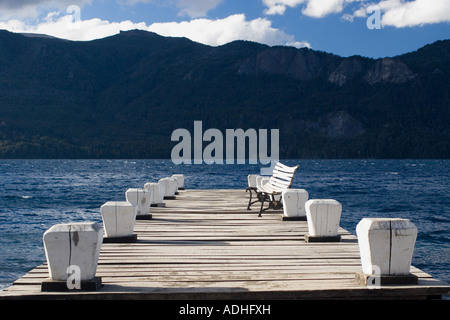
[258,194,284,217]
[246,187,253,210]
[246,188,260,210]
[258,198,264,217]
[258,193,271,217]
[273,195,283,210]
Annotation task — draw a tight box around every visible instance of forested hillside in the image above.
[0,30,448,159]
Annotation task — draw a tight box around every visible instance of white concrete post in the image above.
[247,174,259,189]
[167,178,178,197]
[158,180,166,201]
[125,188,152,220]
[356,218,418,280]
[281,189,309,220]
[144,182,164,207]
[101,201,137,242]
[43,222,103,282]
[159,178,177,199]
[170,176,180,194]
[171,174,185,190]
[158,178,169,197]
[305,199,342,242]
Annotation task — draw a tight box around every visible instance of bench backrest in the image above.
[267,162,299,192]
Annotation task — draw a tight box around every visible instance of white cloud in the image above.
[263,0,450,27]
[302,0,345,18]
[342,0,450,27]
[262,0,306,15]
[379,0,450,27]
[148,14,310,47]
[286,40,311,48]
[0,12,311,48]
[263,0,357,18]
[0,13,146,41]
[0,0,91,20]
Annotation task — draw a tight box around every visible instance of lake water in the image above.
[0,159,449,291]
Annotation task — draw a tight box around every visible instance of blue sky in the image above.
[0,0,449,58]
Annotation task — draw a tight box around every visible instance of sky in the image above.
[0,0,449,58]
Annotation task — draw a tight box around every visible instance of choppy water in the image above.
[0,159,449,291]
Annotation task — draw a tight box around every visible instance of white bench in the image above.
[248,162,299,217]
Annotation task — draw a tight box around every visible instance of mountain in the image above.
[0,29,448,159]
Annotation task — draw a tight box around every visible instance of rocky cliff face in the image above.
[328,58,367,86]
[237,47,326,80]
[237,45,417,86]
[363,58,416,84]
[255,47,323,80]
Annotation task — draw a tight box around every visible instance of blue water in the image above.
[0,159,449,291]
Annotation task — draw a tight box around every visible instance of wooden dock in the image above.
[1,189,449,300]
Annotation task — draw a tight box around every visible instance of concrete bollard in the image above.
[170,176,180,195]
[281,189,309,221]
[101,201,137,243]
[42,222,102,291]
[159,178,177,200]
[305,199,342,242]
[356,218,418,286]
[126,188,152,220]
[158,180,166,202]
[158,178,169,198]
[171,174,185,190]
[247,174,259,189]
[144,182,165,207]
[167,178,178,198]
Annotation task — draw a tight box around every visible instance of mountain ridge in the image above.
[0,29,448,159]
